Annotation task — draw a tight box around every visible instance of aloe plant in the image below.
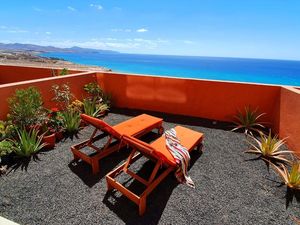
[11,128,46,158]
[83,98,109,118]
[271,161,300,190]
[245,131,291,163]
[61,110,81,134]
[232,106,266,135]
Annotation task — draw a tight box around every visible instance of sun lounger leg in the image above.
[139,197,146,216]
[91,159,100,174]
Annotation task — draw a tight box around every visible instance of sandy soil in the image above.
[0,51,110,71]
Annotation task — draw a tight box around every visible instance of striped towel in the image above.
[165,128,195,188]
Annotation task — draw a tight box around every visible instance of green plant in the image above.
[232,106,266,135]
[8,87,44,128]
[51,84,74,110]
[61,110,81,134]
[11,128,46,158]
[84,82,102,97]
[83,98,109,118]
[60,68,69,75]
[68,100,84,113]
[0,140,13,158]
[83,82,112,107]
[0,121,17,140]
[245,131,291,163]
[271,161,300,190]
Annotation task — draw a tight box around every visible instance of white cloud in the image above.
[32,37,169,51]
[67,6,76,11]
[90,4,103,10]
[136,28,148,33]
[111,28,132,32]
[45,32,52,35]
[33,7,42,12]
[0,26,28,33]
[183,40,195,44]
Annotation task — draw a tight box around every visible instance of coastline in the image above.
[0,50,111,72]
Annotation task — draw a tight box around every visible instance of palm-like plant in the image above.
[61,110,81,134]
[232,106,266,135]
[245,131,291,163]
[83,98,109,118]
[11,128,46,157]
[271,161,300,190]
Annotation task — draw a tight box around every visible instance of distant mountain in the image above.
[0,43,119,54]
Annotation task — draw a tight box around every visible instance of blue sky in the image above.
[0,0,300,60]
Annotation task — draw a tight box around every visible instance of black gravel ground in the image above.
[1,110,300,225]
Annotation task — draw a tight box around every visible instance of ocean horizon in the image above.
[41,52,300,87]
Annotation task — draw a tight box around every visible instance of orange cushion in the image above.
[113,114,162,137]
[150,126,204,167]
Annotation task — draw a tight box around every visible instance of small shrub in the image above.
[51,84,74,110]
[271,161,300,190]
[61,110,81,134]
[245,131,291,164]
[83,98,109,118]
[68,100,84,113]
[84,82,102,97]
[232,106,266,135]
[60,68,69,75]
[8,87,44,128]
[0,140,13,158]
[11,128,46,158]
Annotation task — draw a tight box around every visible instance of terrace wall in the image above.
[278,87,300,156]
[0,72,97,119]
[96,72,300,154]
[96,72,281,126]
[0,66,299,154]
[0,65,83,85]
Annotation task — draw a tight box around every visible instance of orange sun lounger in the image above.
[71,114,164,174]
[106,125,204,215]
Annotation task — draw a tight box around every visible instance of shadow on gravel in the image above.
[102,150,202,225]
[68,132,160,187]
[68,147,131,187]
[285,188,300,209]
[112,108,233,131]
[6,151,46,173]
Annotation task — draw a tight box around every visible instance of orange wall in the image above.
[278,87,300,156]
[0,72,97,119]
[0,65,84,85]
[96,72,281,126]
[0,66,299,154]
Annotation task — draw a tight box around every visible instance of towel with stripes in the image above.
[165,128,195,188]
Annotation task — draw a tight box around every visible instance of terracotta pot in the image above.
[55,131,64,141]
[42,133,56,149]
[80,120,87,127]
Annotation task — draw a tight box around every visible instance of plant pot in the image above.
[80,120,87,128]
[55,130,64,141]
[42,133,56,149]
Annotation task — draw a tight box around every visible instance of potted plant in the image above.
[41,119,56,149]
[7,86,45,128]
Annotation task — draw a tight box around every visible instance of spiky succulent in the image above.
[245,131,291,163]
[232,106,266,135]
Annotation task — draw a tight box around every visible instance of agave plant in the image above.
[271,161,300,190]
[61,110,81,134]
[232,106,266,135]
[83,98,109,118]
[11,128,46,158]
[245,131,291,163]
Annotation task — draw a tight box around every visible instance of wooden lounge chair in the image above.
[106,125,204,215]
[71,114,164,174]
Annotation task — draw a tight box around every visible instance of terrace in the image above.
[0,65,300,224]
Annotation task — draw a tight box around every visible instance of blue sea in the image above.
[41,52,300,86]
